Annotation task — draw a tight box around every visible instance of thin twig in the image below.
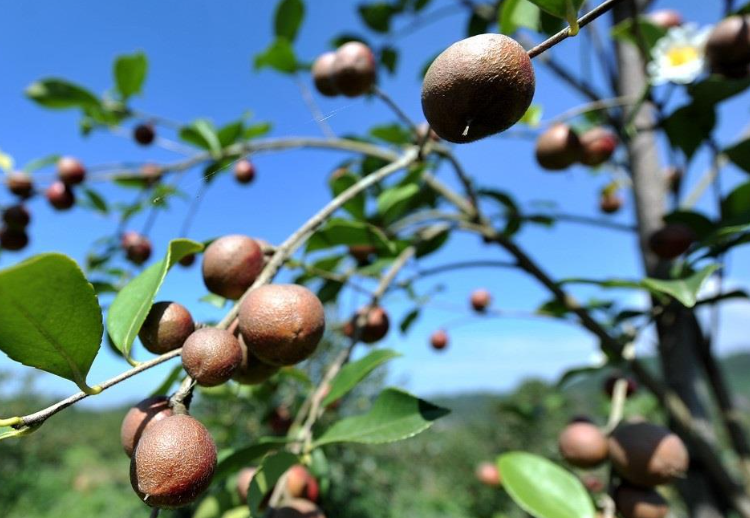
[549,95,638,124]
[371,85,419,134]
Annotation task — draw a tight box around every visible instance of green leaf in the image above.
[23,154,61,173]
[329,171,366,220]
[415,226,450,258]
[179,119,223,157]
[359,3,397,33]
[663,103,716,159]
[107,239,204,360]
[306,219,393,253]
[377,184,419,224]
[467,11,490,37]
[663,210,716,240]
[149,364,184,397]
[317,279,344,305]
[114,52,148,100]
[722,180,750,219]
[26,79,101,110]
[200,293,229,309]
[525,0,584,19]
[518,105,543,127]
[499,452,596,518]
[611,18,667,54]
[399,308,420,333]
[500,0,540,34]
[380,47,398,75]
[689,76,750,107]
[323,349,401,406]
[217,120,245,147]
[370,123,412,145]
[0,254,102,391]
[641,264,720,308]
[275,0,305,41]
[254,38,298,74]
[214,438,289,481]
[244,122,273,140]
[80,187,109,214]
[313,388,449,447]
[725,137,750,174]
[247,451,298,515]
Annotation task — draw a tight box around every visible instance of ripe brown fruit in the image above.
[0,227,29,251]
[238,284,325,366]
[182,328,243,387]
[475,461,501,486]
[615,486,669,518]
[348,244,377,265]
[139,301,195,354]
[234,159,256,184]
[422,34,535,143]
[130,414,217,508]
[600,192,623,214]
[580,127,618,167]
[609,422,689,487]
[706,16,750,77]
[120,396,174,457]
[57,156,86,185]
[647,224,695,259]
[46,181,75,210]
[202,235,264,300]
[2,205,31,230]
[141,163,163,186]
[236,467,257,502]
[233,334,280,385]
[179,253,196,267]
[647,9,683,29]
[7,172,34,198]
[312,51,339,97]
[332,41,377,97]
[121,231,153,265]
[558,421,609,468]
[270,498,326,518]
[430,329,448,351]
[343,306,390,344]
[535,123,583,170]
[286,464,315,499]
[134,123,156,146]
[470,289,491,312]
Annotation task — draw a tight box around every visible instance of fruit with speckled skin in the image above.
[470,289,491,312]
[648,224,695,259]
[0,228,28,251]
[535,124,583,170]
[120,396,174,457]
[57,156,86,185]
[271,499,326,518]
[202,235,264,300]
[706,16,750,78]
[122,231,152,265]
[139,301,195,354]
[7,172,33,198]
[233,334,280,385]
[332,42,376,97]
[130,414,217,508]
[234,160,256,184]
[239,284,325,366]
[134,123,156,145]
[343,306,390,344]
[312,52,339,97]
[430,330,448,350]
[421,34,535,143]
[615,486,669,518]
[580,127,618,166]
[236,467,257,502]
[46,181,75,210]
[558,422,609,468]
[181,328,243,387]
[475,462,501,486]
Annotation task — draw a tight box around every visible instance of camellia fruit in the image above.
[558,421,609,468]
[342,306,390,344]
[202,235,264,300]
[139,301,195,355]
[120,396,174,457]
[181,328,243,387]
[535,123,583,171]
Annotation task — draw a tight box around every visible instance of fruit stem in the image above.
[0,416,22,427]
[566,0,580,36]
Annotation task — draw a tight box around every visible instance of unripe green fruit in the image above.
[332,41,376,97]
[238,284,325,366]
[130,414,217,509]
[558,421,609,468]
[120,396,174,457]
[181,328,243,387]
[615,486,669,518]
[342,306,390,344]
[57,156,86,185]
[139,301,195,354]
[7,172,34,198]
[647,224,695,260]
[46,181,75,210]
[535,123,583,170]
[202,235,264,300]
[421,33,535,143]
[233,335,280,385]
[470,289,491,312]
[134,123,156,146]
[271,499,326,518]
[312,51,339,97]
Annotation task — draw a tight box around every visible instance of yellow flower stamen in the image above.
[666,46,699,67]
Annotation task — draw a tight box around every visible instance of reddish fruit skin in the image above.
[470,289,491,312]
[238,284,326,366]
[609,422,690,487]
[706,16,750,76]
[604,374,638,398]
[430,329,449,350]
[179,253,196,267]
[46,181,75,210]
[57,156,86,185]
[181,328,243,387]
[202,235,264,300]
[580,127,618,166]
[2,205,31,230]
[134,123,156,145]
[348,244,377,265]
[647,9,682,29]
[647,224,695,260]
[600,193,623,214]
[234,159,256,184]
[141,164,163,186]
[236,467,257,502]
[120,396,174,457]
[342,306,390,344]
[535,124,583,170]
[233,335,280,385]
[271,498,327,518]
[582,475,605,493]
[130,414,217,509]
[305,475,320,502]
[332,41,377,97]
[139,301,195,354]
[7,172,34,198]
[615,486,669,518]
[286,465,312,498]
[0,228,29,251]
[121,231,153,265]
[558,422,609,468]
[475,462,501,486]
[312,51,339,97]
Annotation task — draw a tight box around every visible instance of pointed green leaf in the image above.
[26,79,101,110]
[23,154,61,173]
[376,184,419,224]
[248,451,298,515]
[215,438,290,481]
[500,0,541,34]
[114,52,148,100]
[524,0,583,19]
[725,137,750,174]
[254,38,298,74]
[275,0,305,41]
[641,264,720,308]
[329,171,366,220]
[180,119,223,157]
[323,349,401,406]
[306,219,393,253]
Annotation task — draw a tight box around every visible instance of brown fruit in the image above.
[312,51,340,97]
[706,16,750,75]
[179,253,196,267]
[600,192,623,214]
[342,306,390,344]
[46,181,75,210]
[202,235,264,300]
[558,422,609,468]
[238,284,325,366]
[271,498,326,518]
[615,486,669,518]
[3,205,31,230]
[269,405,293,435]
[182,328,243,387]
[665,167,683,194]
[286,465,312,498]
[604,374,638,398]
[236,467,257,502]
[233,334,280,385]
[0,227,29,251]
[348,244,377,265]
[422,34,534,143]
[430,329,449,351]
[121,231,152,265]
[332,41,377,97]
[647,9,683,29]
[141,163,163,186]
[134,123,156,146]
[470,289,491,312]
[57,156,86,185]
[475,461,501,486]
[139,301,195,354]
[609,422,689,487]
[120,396,174,457]
[580,127,618,167]
[130,414,217,508]
[234,159,256,184]
[535,123,583,170]
[7,172,34,198]
[647,224,695,259]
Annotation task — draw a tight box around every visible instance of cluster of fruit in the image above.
[235,464,324,518]
[312,41,377,98]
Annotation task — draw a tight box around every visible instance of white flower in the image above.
[647,24,712,85]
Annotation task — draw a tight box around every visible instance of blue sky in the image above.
[1,0,749,407]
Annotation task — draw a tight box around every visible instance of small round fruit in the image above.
[57,156,86,185]
[134,123,156,146]
[2,205,31,230]
[348,244,376,265]
[0,227,29,251]
[46,181,75,210]
[234,160,256,184]
[430,329,449,351]
[647,224,695,260]
[233,335,280,385]
[122,231,152,265]
[141,164,163,186]
[181,328,243,387]
[706,16,750,75]
[475,461,501,486]
[271,499,326,518]
[421,33,535,143]
[130,414,217,509]
[580,127,618,167]
[600,192,623,214]
[139,301,195,354]
[269,405,292,435]
[238,284,325,366]
[202,235,264,300]
[615,486,669,518]
[535,123,583,170]
[236,467,257,502]
[286,465,312,498]
[604,374,638,398]
[332,41,377,97]
[312,51,339,97]
[179,253,196,267]
[648,9,683,29]
[609,422,689,487]
[470,289,491,312]
[558,421,609,468]
[120,396,174,457]
[342,306,390,344]
[7,172,33,198]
